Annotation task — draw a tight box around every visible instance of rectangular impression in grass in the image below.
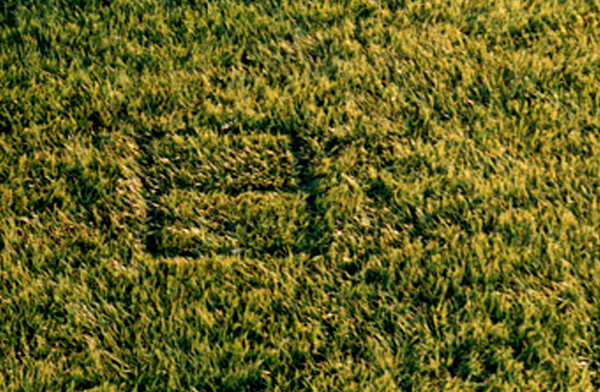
[142,130,303,256]
[147,131,298,193]
[158,190,308,257]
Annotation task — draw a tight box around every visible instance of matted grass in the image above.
[1,0,600,390]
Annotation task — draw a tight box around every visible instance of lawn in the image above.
[1,0,600,390]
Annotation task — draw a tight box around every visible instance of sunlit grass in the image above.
[1,0,600,390]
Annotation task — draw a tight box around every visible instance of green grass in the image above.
[1,0,600,390]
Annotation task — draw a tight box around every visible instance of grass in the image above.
[1,0,600,390]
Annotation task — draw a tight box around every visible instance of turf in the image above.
[1,0,600,390]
